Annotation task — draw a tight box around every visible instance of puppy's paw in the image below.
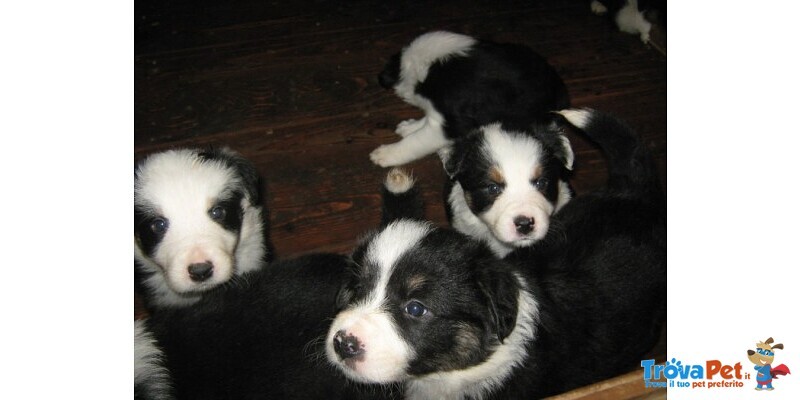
[370,144,408,167]
[590,0,608,15]
[385,168,415,194]
[395,119,422,137]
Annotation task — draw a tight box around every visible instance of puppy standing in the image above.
[327,110,666,399]
[372,31,569,167]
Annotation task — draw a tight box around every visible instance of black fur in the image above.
[144,253,395,400]
[380,182,424,227]
[380,34,570,141]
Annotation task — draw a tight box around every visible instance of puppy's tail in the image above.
[556,108,661,196]
[380,168,424,227]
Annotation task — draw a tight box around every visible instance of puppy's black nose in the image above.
[333,330,363,359]
[514,216,534,234]
[188,262,214,282]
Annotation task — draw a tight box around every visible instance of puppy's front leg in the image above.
[370,122,450,167]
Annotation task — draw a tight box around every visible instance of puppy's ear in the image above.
[539,115,575,171]
[335,259,361,311]
[475,259,520,343]
[200,147,262,204]
[443,129,482,179]
[334,284,354,312]
[224,149,262,204]
[554,133,574,171]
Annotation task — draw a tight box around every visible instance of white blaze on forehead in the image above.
[363,220,433,306]
[135,149,241,215]
[480,124,545,185]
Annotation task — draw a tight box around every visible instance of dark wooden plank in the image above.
[135,0,666,264]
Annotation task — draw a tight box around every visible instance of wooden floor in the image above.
[135,0,666,396]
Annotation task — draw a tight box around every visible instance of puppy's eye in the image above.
[404,301,427,317]
[150,218,168,234]
[533,178,549,190]
[209,206,226,220]
[487,183,503,196]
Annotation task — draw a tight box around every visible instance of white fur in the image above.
[385,168,415,194]
[405,274,539,400]
[615,0,652,43]
[326,220,432,383]
[371,31,475,167]
[557,108,594,130]
[135,149,266,307]
[134,320,173,399]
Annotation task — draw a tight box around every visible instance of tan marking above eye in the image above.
[407,274,427,292]
[489,166,505,185]
[531,165,543,181]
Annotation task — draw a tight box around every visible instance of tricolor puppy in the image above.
[327,110,666,399]
[372,30,569,167]
[134,148,270,309]
[445,120,575,257]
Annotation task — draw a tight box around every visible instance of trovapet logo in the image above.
[641,336,792,392]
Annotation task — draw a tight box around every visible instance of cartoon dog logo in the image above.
[747,337,791,391]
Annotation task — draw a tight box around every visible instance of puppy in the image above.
[372,31,570,167]
[327,110,666,399]
[591,0,666,44]
[445,119,575,257]
[138,172,421,400]
[134,147,270,309]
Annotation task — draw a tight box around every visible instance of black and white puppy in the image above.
[445,119,575,257]
[591,0,666,44]
[134,148,270,309]
[139,172,420,400]
[327,110,666,399]
[372,31,570,167]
